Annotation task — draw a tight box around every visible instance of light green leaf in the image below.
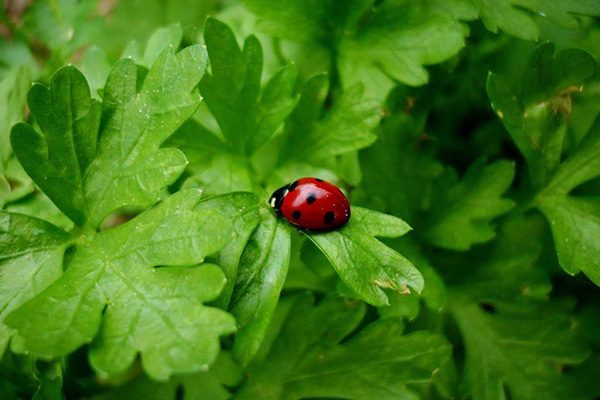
[80,46,111,100]
[22,0,101,53]
[200,19,298,154]
[278,74,380,164]
[141,24,183,68]
[488,43,596,187]
[11,66,101,225]
[229,209,291,366]
[84,44,206,228]
[0,213,71,356]
[0,66,30,174]
[472,0,600,40]
[12,44,208,229]
[6,190,235,380]
[424,159,515,250]
[306,207,423,306]
[235,293,452,400]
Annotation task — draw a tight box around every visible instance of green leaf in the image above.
[488,43,596,187]
[536,116,600,285]
[489,44,600,285]
[229,209,291,366]
[80,46,111,100]
[358,107,444,223]
[379,239,448,319]
[247,0,468,96]
[12,44,208,229]
[11,66,101,225]
[140,24,183,69]
[0,66,30,174]
[194,192,262,308]
[306,207,423,306]
[94,0,217,56]
[424,159,515,250]
[447,217,588,400]
[337,1,468,94]
[22,0,101,53]
[0,213,71,356]
[235,293,452,400]
[6,190,235,380]
[92,352,242,400]
[472,0,600,40]
[0,353,65,400]
[278,74,380,164]
[84,44,206,228]
[451,298,590,400]
[200,19,298,154]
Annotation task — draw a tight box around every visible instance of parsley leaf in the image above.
[278,74,380,165]
[488,43,596,187]
[229,209,291,366]
[0,66,30,175]
[536,116,600,285]
[448,217,589,400]
[12,44,207,229]
[306,207,423,306]
[92,352,241,400]
[6,190,235,380]
[424,159,515,250]
[246,0,468,96]
[452,298,590,400]
[235,293,452,400]
[200,18,298,155]
[472,0,600,40]
[0,213,72,356]
[489,43,600,285]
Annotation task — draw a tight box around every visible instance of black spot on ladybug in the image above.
[315,178,323,182]
[306,193,317,204]
[293,210,302,220]
[288,180,299,191]
[324,212,335,224]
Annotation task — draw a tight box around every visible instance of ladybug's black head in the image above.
[268,184,288,213]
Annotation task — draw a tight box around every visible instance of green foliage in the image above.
[472,0,600,40]
[235,293,452,400]
[246,0,469,96]
[2,1,600,399]
[489,43,600,285]
[424,159,515,250]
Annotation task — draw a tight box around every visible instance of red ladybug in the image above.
[269,178,351,231]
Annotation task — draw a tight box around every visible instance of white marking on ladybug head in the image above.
[270,197,276,208]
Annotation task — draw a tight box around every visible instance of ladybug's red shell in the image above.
[269,178,351,231]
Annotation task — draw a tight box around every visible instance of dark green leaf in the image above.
[235,293,452,400]
[424,159,515,250]
[488,43,596,187]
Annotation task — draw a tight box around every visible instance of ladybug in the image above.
[269,177,351,231]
